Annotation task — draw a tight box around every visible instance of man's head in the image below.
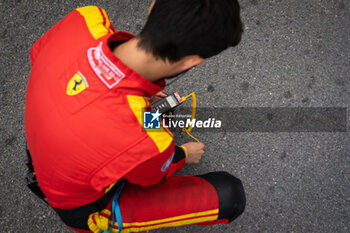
[137,0,243,74]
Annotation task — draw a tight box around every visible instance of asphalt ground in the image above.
[0,0,349,232]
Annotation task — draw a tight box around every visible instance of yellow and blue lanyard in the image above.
[103,179,126,233]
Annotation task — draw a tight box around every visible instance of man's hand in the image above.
[147,91,167,105]
[181,142,205,164]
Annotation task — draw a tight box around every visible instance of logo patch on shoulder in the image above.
[87,42,125,89]
[161,153,175,172]
[66,71,89,96]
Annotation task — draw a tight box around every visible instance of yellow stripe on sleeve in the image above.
[100,8,114,33]
[126,95,173,153]
[76,6,112,39]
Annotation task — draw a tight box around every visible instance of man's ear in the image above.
[179,55,205,71]
[148,0,156,15]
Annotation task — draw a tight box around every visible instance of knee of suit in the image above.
[198,171,246,222]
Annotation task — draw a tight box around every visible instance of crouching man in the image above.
[25,0,245,232]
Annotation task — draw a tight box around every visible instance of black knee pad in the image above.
[198,171,246,222]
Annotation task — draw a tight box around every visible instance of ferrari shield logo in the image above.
[66,71,88,96]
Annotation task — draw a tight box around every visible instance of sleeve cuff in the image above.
[173,145,187,163]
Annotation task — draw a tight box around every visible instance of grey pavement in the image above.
[0,0,349,232]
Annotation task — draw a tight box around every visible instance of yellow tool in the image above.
[151,91,201,143]
[181,92,201,143]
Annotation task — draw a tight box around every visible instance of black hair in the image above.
[137,0,244,62]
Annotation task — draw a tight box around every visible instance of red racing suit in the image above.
[25,5,185,210]
[25,6,246,233]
